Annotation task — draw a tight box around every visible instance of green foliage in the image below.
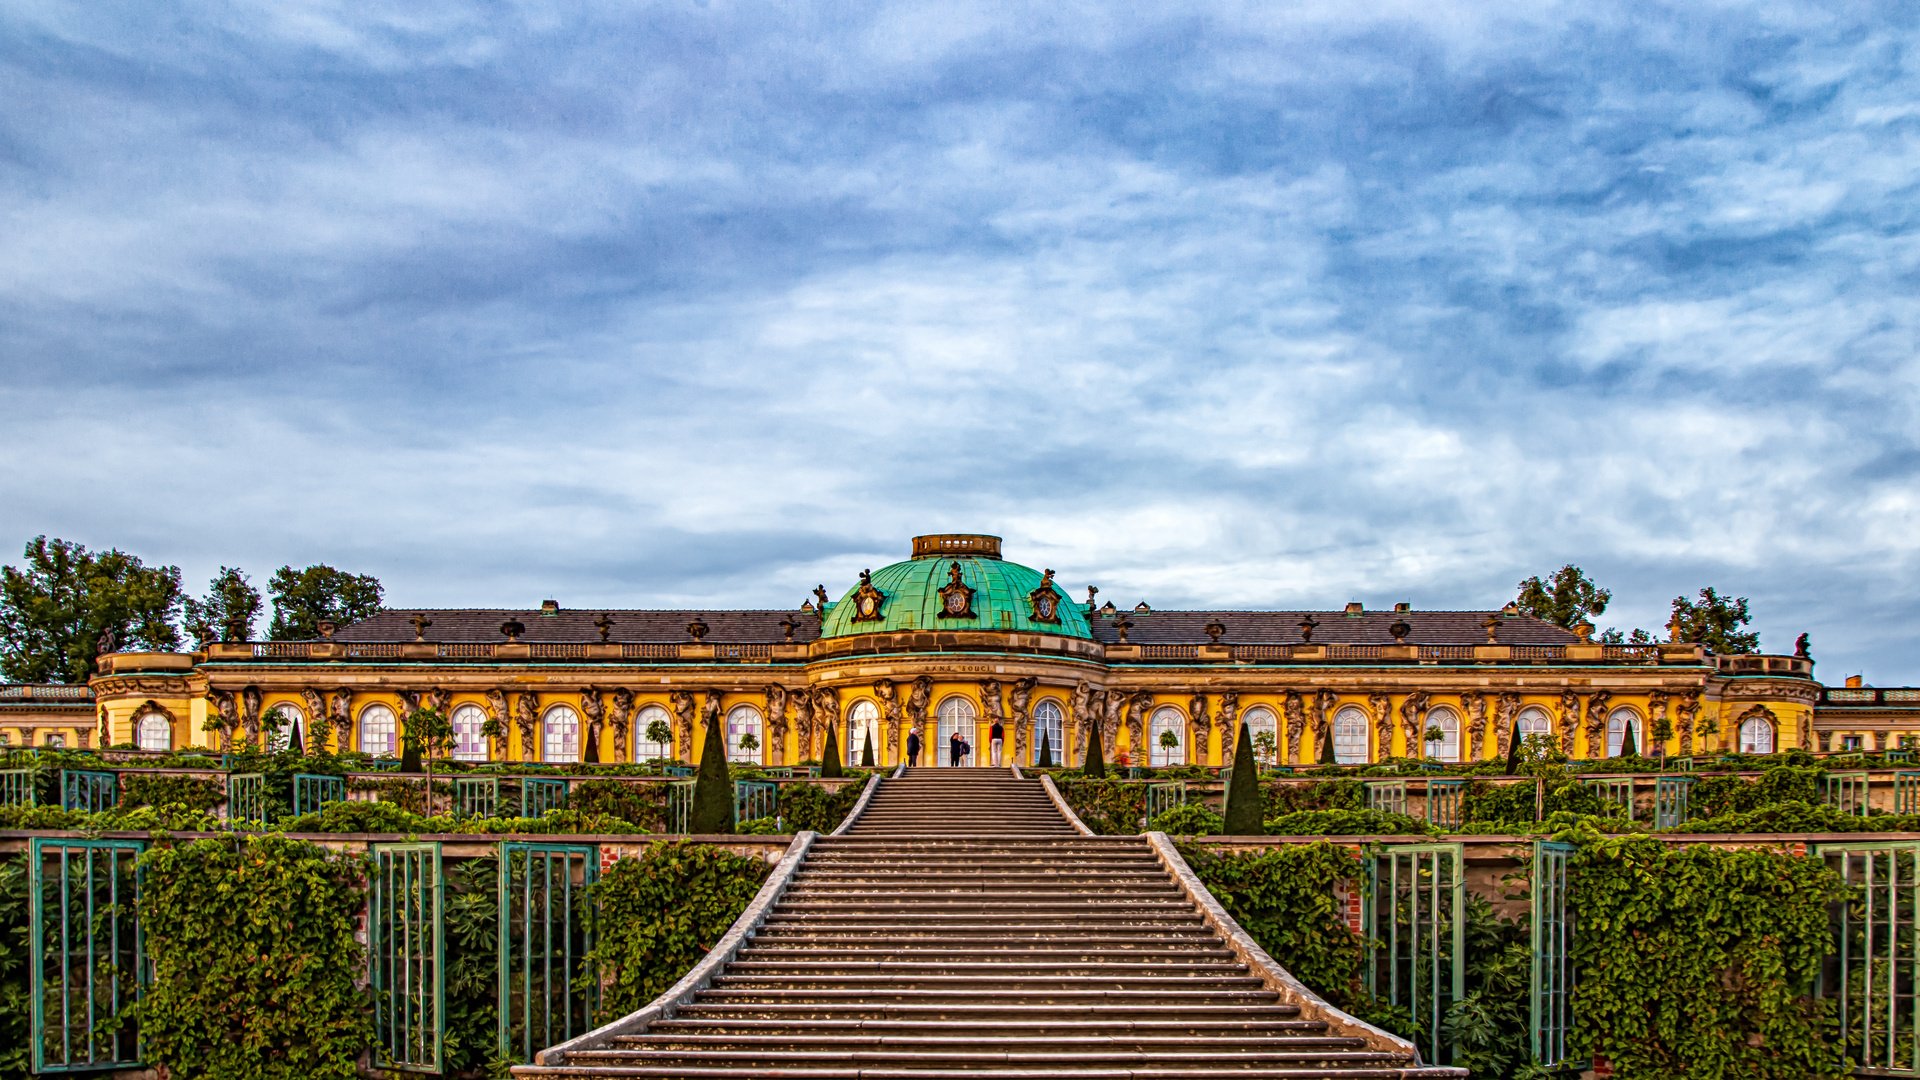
[1059,778,1146,835]
[1691,766,1822,819]
[1515,564,1611,629]
[590,841,772,1015]
[1224,721,1262,835]
[182,566,262,647]
[778,781,863,833]
[1443,893,1540,1079]
[736,816,785,834]
[1461,779,1538,825]
[1667,586,1760,654]
[0,802,224,833]
[1148,802,1224,835]
[280,798,423,834]
[1177,842,1383,1018]
[121,773,225,812]
[1568,833,1847,1078]
[400,706,454,772]
[442,855,500,1077]
[1662,800,1920,835]
[278,799,643,835]
[570,778,663,830]
[820,726,843,778]
[1036,729,1053,768]
[1262,809,1438,836]
[0,536,184,683]
[265,564,383,641]
[1262,778,1363,817]
[0,855,27,1080]
[137,835,373,1080]
[861,727,875,767]
[691,721,735,834]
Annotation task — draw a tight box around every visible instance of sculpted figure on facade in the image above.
[981,679,1005,721]
[329,689,354,753]
[669,691,696,755]
[764,685,790,766]
[609,688,635,761]
[579,688,605,761]
[1369,692,1393,758]
[812,686,840,760]
[874,680,901,759]
[1399,691,1431,757]
[1188,695,1209,760]
[702,690,723,735]
[1461,691,1488,761]
[1283,691,1307,764]
[1584,691,1613,759]
[208,689,239,752]
[301,689,328,752]
[793,690,817,760]
[1102,690,1125,752]
[1217,692,1240,764]
[1557,690,1581,757]
[425,688,451,715]
[1009,678,1036,761]
[1494,693,1520,757]
[241,686,263,750]
[1079,689,1104,762]
[516,692,539,756]
[907,676,933,737]
[484,689,509,758]
[1313,690,1338,758]
[1126,691,1152,760]
[1647,691,1670,756]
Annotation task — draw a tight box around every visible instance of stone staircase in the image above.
[516,767,1460,1078]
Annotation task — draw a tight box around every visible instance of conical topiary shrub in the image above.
[1224,720,1262,835]
[1504,723,1525,775]
[1620,723,1638,758]
[821,726,844,778]
[1037,730,1053,768]
[690,719,735,834]
[861,728,875,767]
[1083,724,1106,779]
[1318,724,1337,765]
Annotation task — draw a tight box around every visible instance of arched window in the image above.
[359,704,397,757]
[1739,715,1775,755]
[1242,706,1279,766]
[450,704,488,761]
[542,705,581,763]
[846,700,879,766]
[1606,708,1641,757]
[1515,706,1553,745]
[1333,706,1369,764]
[1426,706,1461,762]
[266,703,304,753]
[633,704,673,762]
[1032,699,1065,766]
[936,696,977,767]
[136,711,172,752]
[1149,706,1186,766]
[726,704,763,764]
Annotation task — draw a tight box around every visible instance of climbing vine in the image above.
[588,840,774,1016]
[136,835,374,1080]
[0,855,26,1080]
[778,781,866,833]
[1568,832,1848,1079]
[1058,778,1146,834]
[120,773,225,812]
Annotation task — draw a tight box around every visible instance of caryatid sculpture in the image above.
[764,685,790,765]
[484,689,509,758]
[579,688,605,762]
[609,688,635,761]
[792,691,817,761]
[874,680,902,760]
[813,686,840,761]
[907,676,932,738]
[1008,677,1036,762]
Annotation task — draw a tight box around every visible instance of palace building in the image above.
[44,533,1906,764]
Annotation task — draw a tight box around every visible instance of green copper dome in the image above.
[818,534,1094,640]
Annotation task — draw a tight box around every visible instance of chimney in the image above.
[540,600,560,616]
[1846,675,1863,688]
[1393,602,1410,612]
[1344,602,1363,616]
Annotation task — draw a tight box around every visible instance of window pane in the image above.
[1149,706,1185,766]
[451,704,488,761]
[726,705,762,763]
[633,705,673,762]
[1032,700,1064,765]
[1333,707,1369,764]
[543,706,580,763]
[360,705,396,757]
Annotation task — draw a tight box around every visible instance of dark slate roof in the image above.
[1085,610,1581,646]
[331,609,823,644]
[330,606,1576,646]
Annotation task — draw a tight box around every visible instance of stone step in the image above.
[565,1049,1409,1067]
[707,975,1270,991]
[640,1018,1331,1039]
[692,988,1283,1006]
[733,947,1242,963]
[724,962,1252,976]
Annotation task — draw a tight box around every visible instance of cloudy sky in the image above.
[3,1,1918,678]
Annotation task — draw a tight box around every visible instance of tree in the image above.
[1084,724,1106,779]
[1037,729,1053,768]
[1598,627,1656,645]
[1514,565,1611,629]
[1223,721,1262,835]
[401,707,453,791]
[861,728,875,768]
[1317,723,1337,765]
[1503,724,1525,775]
[182,567,262,646]
[644,716,674,762]
[266,565,384,641]
[0,536,183,683]
[820,726,843,778]
[1619,720,1638,758]
[689,717,735,834]
[1666,588,1760,654]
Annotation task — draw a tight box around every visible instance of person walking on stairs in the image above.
[990,718,1005,766]
[906,728,922,767]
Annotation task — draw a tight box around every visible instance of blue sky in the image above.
[3,1,1918,678]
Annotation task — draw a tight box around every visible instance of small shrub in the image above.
[1149,802,1224,835]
